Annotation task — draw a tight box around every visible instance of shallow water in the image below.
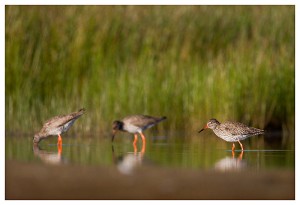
[6,132,294,173]
[5,132,295,199]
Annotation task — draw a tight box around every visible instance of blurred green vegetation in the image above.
[5,6,295,141]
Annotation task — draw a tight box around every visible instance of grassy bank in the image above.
[5,6,295,141]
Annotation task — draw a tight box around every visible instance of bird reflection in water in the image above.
[112,142,149,175]
[33,144,66,165]
[214,151,247,171]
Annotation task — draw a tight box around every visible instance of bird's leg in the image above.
[231,150,235,158]
[57,134,62,146]
[133,134,138,145]
[238,150,244,160]
[231,143,235,151]
[140,132,146,154]
[140,132,146,144]
[133,143,137,153]
[238,140,244,151]
[58,144,62,155]
[141,139,146,154]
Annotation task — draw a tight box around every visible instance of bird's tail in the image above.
[78,108,86,115]
[253,128,264,135]
[159,116,167,122]
[72,108,85,119]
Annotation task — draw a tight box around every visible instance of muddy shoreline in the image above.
[5,160,294,200]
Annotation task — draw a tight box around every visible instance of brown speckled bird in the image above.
[198,118,264,151]
[33,108,85,145]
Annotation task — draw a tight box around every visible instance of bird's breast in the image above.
[46,126,64,136]
[123,124,142,133]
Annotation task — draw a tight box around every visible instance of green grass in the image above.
[5,6,295,143]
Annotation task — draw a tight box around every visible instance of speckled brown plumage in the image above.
[33,108,85,144]
[199,118,264,151]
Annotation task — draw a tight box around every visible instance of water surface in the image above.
[6,132,294,173]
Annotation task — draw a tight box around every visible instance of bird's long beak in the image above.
[198,124,208,133]
[112,130,116,142]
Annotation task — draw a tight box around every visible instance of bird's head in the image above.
[198,118,220,133]
[33,134,41,144]
[112,120,123,142]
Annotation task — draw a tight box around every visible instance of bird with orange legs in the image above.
[33,108,85,146]
[198,118,264,151]
[112,115,166,148]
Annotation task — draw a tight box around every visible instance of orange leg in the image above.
[133,143,138,153]
[238,150,244,160]
[133,134,138,145]
[238,140,244,151]
[231,150,235,158]
[57,134,62,146]
[141,140,146,154]
[231,143,235,151]
[58,144,62,155]
[139,132,146,144]
[139,132,146,153]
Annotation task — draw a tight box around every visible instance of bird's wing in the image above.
[123,115,164,128]
[223,122,264,136]
[43,110,84,129]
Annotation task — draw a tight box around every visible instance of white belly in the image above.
[47,126,64,136]
[214,129,249,142]
[123,124,142,133]
[46,119,76,136]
